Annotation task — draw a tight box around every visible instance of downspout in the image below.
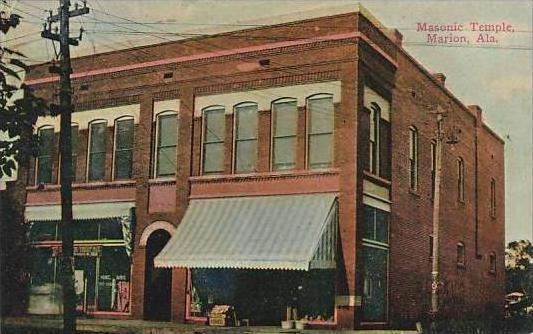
[469,105,483,259]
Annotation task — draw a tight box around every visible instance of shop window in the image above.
[457,157,465,202]
[202,106,225,175]
[190,269,334,324]
[457,242,466,267]
[490,178,496,218]
[99,220,124,240]
[489,252,496,274]
[36,126,54,184]
[87,121,107,182]
[30,247,56,288]
[155,113,178,177]
[307,95,334,169]
[409,126,418,191]
[73,220,99,240]
[97,246,131,312]
[234,103,258,173]
[114,117,134,180]
[361,205,389,245]
[272,98,297,171]
[360,245,388,322]
[360,204,389,322]
[30,221,58,242]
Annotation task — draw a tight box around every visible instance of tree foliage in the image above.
[506,239,533,296]
[1,14,48,178]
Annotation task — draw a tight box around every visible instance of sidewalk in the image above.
[1,316,419,334]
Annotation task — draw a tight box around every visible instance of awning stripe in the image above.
[25,202,135,221]
[154,193,337,271]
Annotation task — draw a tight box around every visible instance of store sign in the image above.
[51,245,102,257]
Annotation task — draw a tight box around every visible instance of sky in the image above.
[2,0,532,243]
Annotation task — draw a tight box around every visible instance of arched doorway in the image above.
[144,229,172,321]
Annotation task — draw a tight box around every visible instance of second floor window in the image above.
[202,107,225,175]
[88,121,107,182]
[409,126,418,191]
[272,99,297,171]
[307,95,334,169]
[364,102,391,179]
[234,103,258,173]
[155,113,178,178]
[114,118,134,180]
[36,127,54,184]
[457,157,465,201]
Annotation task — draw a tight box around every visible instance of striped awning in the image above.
[154,194,337,271]
[25,202,135,221]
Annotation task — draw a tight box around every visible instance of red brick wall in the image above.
[21,10,504,329]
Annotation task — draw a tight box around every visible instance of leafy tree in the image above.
[1,10,48,316]
[1,11,48,178]
[506,239,533,296]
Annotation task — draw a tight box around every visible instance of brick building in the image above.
[19,6,505,329]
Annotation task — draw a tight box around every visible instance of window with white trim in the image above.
[88,120,107,182]
[155,112,178,178]
[272,98,297,171]
[307,94,334,169]
[202,106,225,175]
[369,104,380,175]
[234,102,258,173]
[409,126,418,191]
[114,117,134,180]
[36,126,54,184]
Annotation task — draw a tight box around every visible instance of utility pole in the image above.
[429,105,458,317]
[430,109,444,316]
[41,2,89,334]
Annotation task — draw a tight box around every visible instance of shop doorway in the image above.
[144,229,172,321]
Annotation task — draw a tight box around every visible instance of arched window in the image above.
[154,111,178,178]
[271,98,297,171]
[36,126,54,184]
[489,252,496,274]
[233,102,258,173]
[114,116,135,180]
[307,94,334,169]
[87,120,107,182]
[457,242,466,267]
[457,157,465,202]
[202,106,225,175]
[408,126,418,191]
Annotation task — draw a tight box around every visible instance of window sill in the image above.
[489,270,496,276]
[457,199,465,205]
[457,263,466,270]
[363,170,391,187]
[27,180,136,191]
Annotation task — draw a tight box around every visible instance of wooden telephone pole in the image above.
[41,1,89,333]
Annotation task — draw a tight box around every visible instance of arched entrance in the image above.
[143,229,172,321]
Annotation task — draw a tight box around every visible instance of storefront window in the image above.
[97,247,131,312]
[31,248,56,287]
[361,246,388,322]
[29,218,132,314]
[190,269,334,325]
